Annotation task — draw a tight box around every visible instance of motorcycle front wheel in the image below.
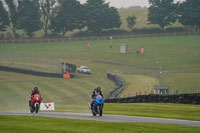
[97,104,103,117]
[30,106,34,113]
[35,104,39,113]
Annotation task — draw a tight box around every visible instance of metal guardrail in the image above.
[0,65,62,78]
[0,32,199,44]
[107,73,125,99]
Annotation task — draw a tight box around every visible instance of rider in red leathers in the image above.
[29,87,41,107]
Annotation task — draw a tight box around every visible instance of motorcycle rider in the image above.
[29,87,41,107]
[91,86,103,109]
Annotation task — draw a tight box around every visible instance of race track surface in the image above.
[0,112,200,127]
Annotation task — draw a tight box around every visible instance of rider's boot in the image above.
[29,100,31,107]
[91,103,93,110]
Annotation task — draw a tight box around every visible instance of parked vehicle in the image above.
[91,95,104,116]
[29,94,42,113]
[77,66,91,74]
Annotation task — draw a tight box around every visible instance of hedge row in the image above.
[74,27,186,37]
[105,93,200,105]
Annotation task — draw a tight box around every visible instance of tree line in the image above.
[148,0,200,31]
[0,0,121,38]
[0,0,199,38]
[129,0,200,32]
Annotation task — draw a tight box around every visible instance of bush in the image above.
[131,28,163,34]
[74,29,129,37]
[6,32,13,39]
[0,33,5,39]
[165,27,184,32]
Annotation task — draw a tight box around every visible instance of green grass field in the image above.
[0,71,115,112]
[3,35,200,90]
[120,75,159,97]
[104,103,200,121]
[0,35,200,113]
[1,115,200,133]
[51,103,200,121]
[1,36,200,71]
[1,9,200,132]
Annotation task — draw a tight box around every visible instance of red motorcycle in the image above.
[29,94,42,113]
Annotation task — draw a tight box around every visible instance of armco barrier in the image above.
[105,93,200,105]
[0,65,62,78]
[107,73,125,99]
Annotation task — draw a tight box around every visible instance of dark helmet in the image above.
[34,87,38,93]
[96,86,101,93]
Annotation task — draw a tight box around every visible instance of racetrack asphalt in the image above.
[0,112,200,127]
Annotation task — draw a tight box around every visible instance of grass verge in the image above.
[0,115,200,133]
[104,103,200,121]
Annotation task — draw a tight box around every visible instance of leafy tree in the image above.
[104,7,121,30]
[126,16,136,31]
[84,0,121,34]
[148,0,177,30]
[18,0,41,37]
[39,0,56,37]
[178,0,200,31]
[0,1,10,31]
[5,0,18,38]
[50,0,85,37]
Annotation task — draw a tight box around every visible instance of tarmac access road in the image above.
[0,112,200,127]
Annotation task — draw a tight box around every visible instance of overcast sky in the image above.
[78,0,185,8]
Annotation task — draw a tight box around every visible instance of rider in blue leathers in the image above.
[91,86,103,109]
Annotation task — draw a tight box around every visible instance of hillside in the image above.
[0,35,200,112]
[118,9,183,31]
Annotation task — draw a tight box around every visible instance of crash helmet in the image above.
[34,87,38,93]
[96,86,101,93]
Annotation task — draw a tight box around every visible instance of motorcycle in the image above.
[29,94,42,113]
[91,95,104,116]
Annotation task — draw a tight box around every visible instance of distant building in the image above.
[120,44,128,54]
[154,85,169,95]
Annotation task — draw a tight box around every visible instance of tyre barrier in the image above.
[0,65,62,78]
[107,73,125,99]
[105,93,200,105]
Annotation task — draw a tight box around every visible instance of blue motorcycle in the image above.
[92,95,104,116]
